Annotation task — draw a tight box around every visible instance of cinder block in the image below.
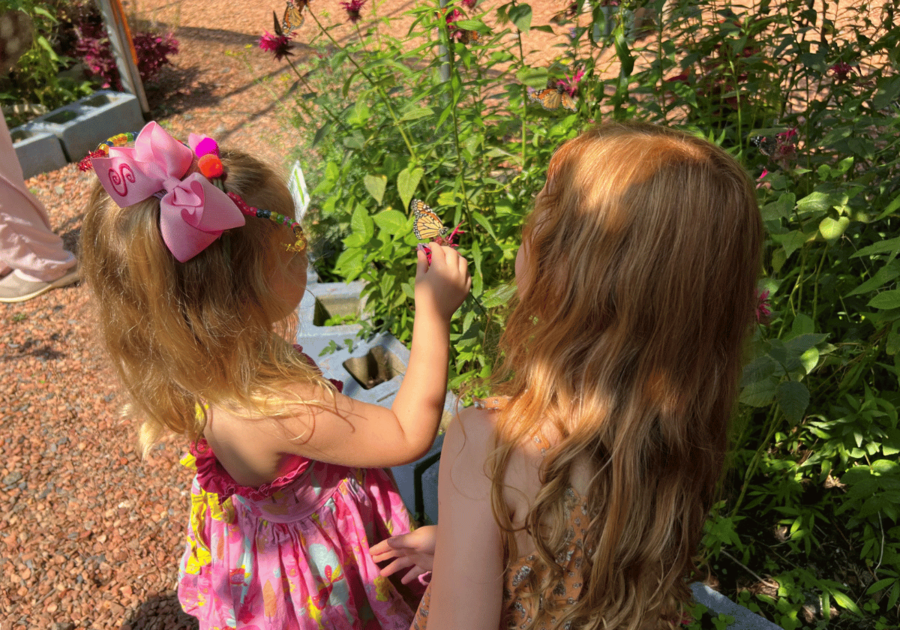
[26,90,144,162]
[298,281,366,339]
[11,126,67,179]
[690,582,782,629]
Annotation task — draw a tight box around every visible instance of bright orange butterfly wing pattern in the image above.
[282,0,307,34]
[529,85,577,112]
[410,199,450,240]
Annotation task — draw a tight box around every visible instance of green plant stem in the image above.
[284,56,350,134]
[731,405,783,518]
[512,4,527,170]
[307,7,419,163]
[440,25,473,227]
[811,245,829,323]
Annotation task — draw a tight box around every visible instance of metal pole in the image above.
[439,0,449,83]
[95,0,150,116]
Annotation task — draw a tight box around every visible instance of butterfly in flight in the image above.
[528,85,577,112]
[411,199,451,240]
[277,0,307,36]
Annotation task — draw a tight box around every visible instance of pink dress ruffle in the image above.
[177,348,423,629]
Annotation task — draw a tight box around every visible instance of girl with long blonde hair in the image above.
[80,121,471,629]
[373,122,763,630]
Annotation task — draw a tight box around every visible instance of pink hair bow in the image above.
[92,121,245,262]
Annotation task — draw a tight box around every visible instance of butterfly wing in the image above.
[560,92,577,112]
[282,1,305,34]
[529,87,563,111]
[411,199,449,240]
[751,136,777,157]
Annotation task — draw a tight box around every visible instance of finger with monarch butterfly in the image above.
[528,85,577,112]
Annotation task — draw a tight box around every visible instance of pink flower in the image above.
[830,62,852,82]
[445,8,464,40]
[417,224,465,265]
[341,0,366,23]
[755,290,771,324]
[556,67,585,97]
[756,168,769,189]
[259,31,293,61]
[773,128,798,167]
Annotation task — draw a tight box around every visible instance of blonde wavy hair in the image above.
[81,150,329,457]
[489,122,763,629]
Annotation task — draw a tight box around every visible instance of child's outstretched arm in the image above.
[273,242,471,468]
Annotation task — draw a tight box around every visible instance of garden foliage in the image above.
[0,0,177,125]
[271,0,899,627]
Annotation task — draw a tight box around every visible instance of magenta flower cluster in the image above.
[341,0,367,23]
[259,31,293,61]
[64,1,178,90]
[557,68,585,97]
[830,62,852,82]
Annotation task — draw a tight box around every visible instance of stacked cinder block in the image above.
[12,90,144,176]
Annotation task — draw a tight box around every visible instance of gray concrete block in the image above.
[690,582,782,629]
[11,125,67,179]
[27,90,144,162]
[298,281,366,339]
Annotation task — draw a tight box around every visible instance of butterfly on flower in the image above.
[528,85,577,112]
[411,199,452,240]
[278,0,307,36]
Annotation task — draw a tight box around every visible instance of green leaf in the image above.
[482,283,516,309]
[796,191,836,214]
[865,578,897,595]
[515,66,549,88]
[372,210,408,235]
[847,260,900,296]
[818,216,850,243]
[740,377,778,407]
[508,3,533,33]
[868,290,900,310]
[399,106,434,122]
[852,236,900,259]
[799,347,820,374]
[830,590,861,615]
[472,212,497,240]
[351,204,374,240]
[364,174,387,205]
[397,166,423,212]
[873,193,900,222]
[772,230,808,259]
[777,381,810,424]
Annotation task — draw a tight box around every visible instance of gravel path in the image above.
[1,2,573,627]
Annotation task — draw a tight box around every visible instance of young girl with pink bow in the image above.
[80,121,470,629]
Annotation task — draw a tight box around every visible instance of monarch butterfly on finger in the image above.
[529,85,577,112]
[411,199,450,240]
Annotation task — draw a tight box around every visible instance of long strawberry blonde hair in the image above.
[489,122,763,629]
[81,150,329,456]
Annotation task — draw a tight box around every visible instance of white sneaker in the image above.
[0,267,79,303]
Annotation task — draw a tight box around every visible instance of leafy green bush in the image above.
[266,0,900,626]
[0,0,94,125]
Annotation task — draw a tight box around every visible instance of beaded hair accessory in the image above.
[81,122,305,261]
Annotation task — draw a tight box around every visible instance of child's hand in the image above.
[371,525,437,585]
[415,243,471,321]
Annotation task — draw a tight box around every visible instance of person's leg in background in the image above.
[0,10,78,303]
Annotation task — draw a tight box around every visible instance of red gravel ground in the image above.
[1,1,576,627]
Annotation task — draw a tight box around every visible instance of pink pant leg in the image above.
[0,114,76,282]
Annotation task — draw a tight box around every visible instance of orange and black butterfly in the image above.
[281,0,308,35]
[529,85,577,112]
[410,199,450,240]
[457,29,481,45]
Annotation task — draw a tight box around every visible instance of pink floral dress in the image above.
[177,350,424,629]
